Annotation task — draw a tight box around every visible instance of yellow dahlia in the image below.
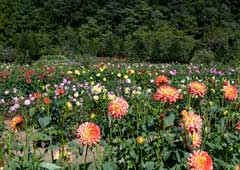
[223,85,238,101]
[187,150,213,170]
[108,97,129,118]
[188,81,207,98]
[77,122,101,146]
[182,112,202,133]
[10,115,24,132]
[154,85,180,104]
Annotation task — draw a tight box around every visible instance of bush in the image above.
[202,27,240,63]
[127,27,196,63]
[16,32,40,64]
[191,49,216,64]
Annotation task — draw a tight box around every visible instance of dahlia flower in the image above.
[223,85,238,101]
[153,85,180,104]
[182,112,203,133]
[188,81,207,98]
[77,122,101,146]
[108,97,129,118]
[10,116,24,132]
[187,150,213,170]
[189,131,202,148]
[154,75,169,86]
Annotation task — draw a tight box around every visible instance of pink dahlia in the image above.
[153,85,180,104]
[182,111,203,133]
[108,97,129,118]
[187,150,213,170]
[77,122,101,146]
[188,81,207,98]
[223,85,238,101]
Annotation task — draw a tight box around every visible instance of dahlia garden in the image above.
[0,61,239,170]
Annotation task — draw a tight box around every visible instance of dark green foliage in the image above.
[0,0,240,64]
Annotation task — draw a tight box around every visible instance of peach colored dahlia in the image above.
[223,85,238,101]
[77,122,101,146]
[108,97,129,118]
[182,112,202,133]
[153,85,180,104]
[188,81,207,98]
[10,115,24,132]
[187,150,213,170]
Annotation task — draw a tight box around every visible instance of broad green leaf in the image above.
[38,116,51,129]
[39,162,61,170]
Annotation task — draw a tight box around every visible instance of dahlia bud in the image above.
[136,136,144,145]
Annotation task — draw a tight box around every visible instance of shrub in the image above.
[16,32,40,64]
[191,49,216,64]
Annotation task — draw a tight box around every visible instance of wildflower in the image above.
[74,70,80,75]
[66,102,73,111]
[223,85,238,101]
[117,73,121,77]
[67,71,73,74]
[124,75,128,79]
[153,85,180,104]
[103,77,107,81]
[53,150,72,163]
[34,92,41,99]
[91,85,102,94]
[188,81,207,98]
[154,75,169,86]
[10,116,24,132]
[182,111,203,133]
[108,97,129,119]
[136,136,144,144]
[43,97,50,105]
[24,99,31,106]
[93,95,99,101]
[96,73,101,77]
[74,92,79,98]
[76,101,81,106]
[187,150,213,170]
[76,122,101,146]
[57,88,65,95]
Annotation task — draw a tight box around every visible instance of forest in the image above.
[0,0,240,64]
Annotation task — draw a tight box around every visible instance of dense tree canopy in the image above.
[0,0,240,63]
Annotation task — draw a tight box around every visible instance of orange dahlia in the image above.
[187,150,213,170]
[34,92,41,100]
[43,97,50,105]
[77,122,101,146]
[10,115,24,132]
[182,111,202,133]
[154,75,169,86]
[108,97,129,118]
[153,85,180,104]
[188,81,207,98]
[189,131,202,148]
[223,85,238,101]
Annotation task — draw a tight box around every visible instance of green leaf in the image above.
[38,116,51,129]
[163,113,175,128]
[39,162,61,170]
[144,161,155,170]
[29,107,35,117]
[102,162,115,170]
